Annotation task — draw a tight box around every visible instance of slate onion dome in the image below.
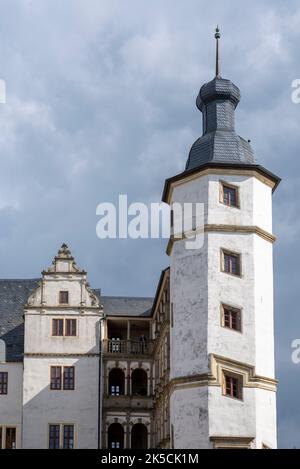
[185,27,255,171]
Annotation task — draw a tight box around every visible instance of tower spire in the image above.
[215,26,221,78]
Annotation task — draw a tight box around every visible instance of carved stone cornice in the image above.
[166,223,276,255]
[169,353,278,395]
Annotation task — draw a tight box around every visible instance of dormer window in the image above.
[59,291,69,304]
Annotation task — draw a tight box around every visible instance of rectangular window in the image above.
[111,385,120,396]
[222,250,241,276]
[65,319,77,337]
[50,366,62,390]
[63,367,75,390]
[221,182,239,208]
[111,441,120,449]
[59,291,69,304]
[49,425,60,449]
[223,372,243,400]
[0,372,8,395]
[222,305,242,332]
[63,425,74,449]
[52,319,64,336]
[5,427,16,449]
[111,337,121,353]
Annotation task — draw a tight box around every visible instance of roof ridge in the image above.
[101,295,153,300]
[0,278,40,282]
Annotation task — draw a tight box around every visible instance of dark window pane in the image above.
[59,291,69,304]
[231,256,237,274]
[50,367,62,390]
[0,372,8,394]
[224,254,230,272]
[5,427,16,449]
[225,375,241,399]
[223,186,237,207]
[49,425,60,449]
[63,367,75,390]
[223,308,241,332]
[63,425,74,449]
[65,319,76,337]
[223,252,240,276]
[52,319,64,336]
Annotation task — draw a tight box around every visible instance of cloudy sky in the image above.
[0,0,299,447]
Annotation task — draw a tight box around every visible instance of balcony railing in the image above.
[103,339,154,356]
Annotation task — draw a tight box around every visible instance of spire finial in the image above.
[215,25,221,78]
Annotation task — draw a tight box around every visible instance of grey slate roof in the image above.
[186,131,255,170]
[0,279,39,362]
[101,296,153,317]
[185,76,256,171]
[0,279,153,362]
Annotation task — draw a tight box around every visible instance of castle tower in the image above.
[162,29,280,449]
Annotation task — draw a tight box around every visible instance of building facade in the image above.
[0,32,280,449]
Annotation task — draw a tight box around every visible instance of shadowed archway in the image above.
[131,423,148,449]
[108,368,125,396]
[108,423,124,449]
[131,368,147,396]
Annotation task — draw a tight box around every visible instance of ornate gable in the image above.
[43,243,86,275]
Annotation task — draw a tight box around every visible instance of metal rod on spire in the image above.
[215,26,221,78]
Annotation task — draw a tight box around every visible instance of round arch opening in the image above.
[108,423,124,449]
[131,423,148,449]
[108,368,125,396]
[131,368,147,396]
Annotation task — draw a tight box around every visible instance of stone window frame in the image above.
[210,436,254,449]
[63,366,75,391]
[0,425,17,449]
[220,248,242,277]
[48,423,76,449]
[222,369,243,401]
[65,318,77,337]
[50,366,75,391]
[220,303,243,333]
[219,180,240,209]
[52,318,64,337]
[50,366,62,390]
[59,290,69,305]
[210,354,277,393]
[52,318,78,338]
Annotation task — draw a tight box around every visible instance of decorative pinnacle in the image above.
[57,243,72,259]
[215,26,221,78]
[215,25,221,39]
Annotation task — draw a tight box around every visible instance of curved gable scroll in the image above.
[26,283,42,307]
